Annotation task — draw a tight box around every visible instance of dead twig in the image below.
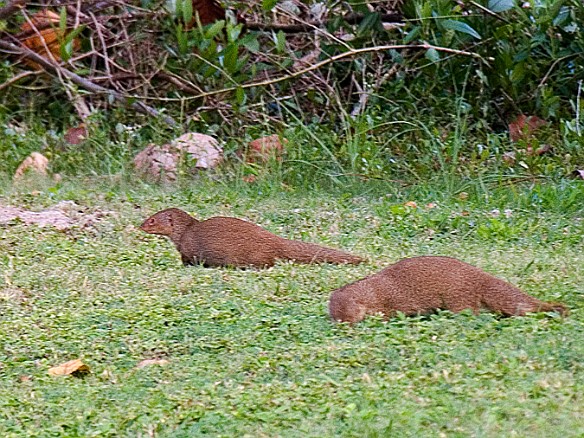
[139,43,488,102]
[246,12,403,33]
[0,0,28,20]
[0,38,177,126]
[0,69,42,91]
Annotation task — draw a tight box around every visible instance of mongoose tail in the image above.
[278,239,364,265]
[477,278,569,316]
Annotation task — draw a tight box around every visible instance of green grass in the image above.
[0,177,583,437]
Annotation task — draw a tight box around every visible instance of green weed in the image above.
[0,177,582,436]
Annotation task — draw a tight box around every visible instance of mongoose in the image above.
[140,208,363,268]
[329,256,568,323]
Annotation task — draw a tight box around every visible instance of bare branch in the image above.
[138,43,489,102]
[0,38,177,127]
[0,0,28,20]
[246,12,403,33]
[0,69,41,91]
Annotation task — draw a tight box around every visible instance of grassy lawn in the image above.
[1,177,582,437]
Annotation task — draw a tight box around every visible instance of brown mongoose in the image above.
[329,256,568,323]
[140,208,364,268]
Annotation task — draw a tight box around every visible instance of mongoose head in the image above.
[140,208,192,236]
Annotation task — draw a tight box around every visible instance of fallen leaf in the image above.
[48,359,90,377]
[64,124,88,145]
[19,375,32,382]
[13,152,49,180]
[136,359,170,369]
[20,10,80,70]
[458,192,469,200]
[425,202,438,209]
[509,114,547,142]
[404,201,417,208]
[246,135,286,163]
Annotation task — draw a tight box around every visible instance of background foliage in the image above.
[0,0,582,183]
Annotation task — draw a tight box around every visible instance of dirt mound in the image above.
[0,201,113,230]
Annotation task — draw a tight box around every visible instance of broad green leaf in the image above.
[223,43,238,74]
[488,0,515,13]
[205,20,225,39]
[404,26,420,44]
[182,0,193,24]
[425,47,440,62]
[176,24,188,55]
[60,25,85,62]
[553,6,570,26]
[59,40,73,62]
[59,7,67,34]
[389,49,403,63]
[203,64,219,78]
[510,63,525,83]
[442,19,482,39]
[262,0,278,11]
[235,87,246,105]
[241,34,260,52]
[174,0,183,19]
[275,30,286,53]
[513,49,529,63]
[65,25,85,44]
[357,12,381,36]
[228,23,243,42]
[420,2,432,19]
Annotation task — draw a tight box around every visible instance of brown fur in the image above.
[140,208,363,268]
[329,256,568,323]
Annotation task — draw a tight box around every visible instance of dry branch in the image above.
[0,0,28,20]
[0,38,176,126]
[139,43,488,102]
[246,12,403,33]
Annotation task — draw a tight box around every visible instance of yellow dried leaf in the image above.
[404,201,417,208]
[136,359,170,369]
[48,359,90,377]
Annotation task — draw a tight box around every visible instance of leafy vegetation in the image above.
[0,178,582,436]
[0,0,582,433]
